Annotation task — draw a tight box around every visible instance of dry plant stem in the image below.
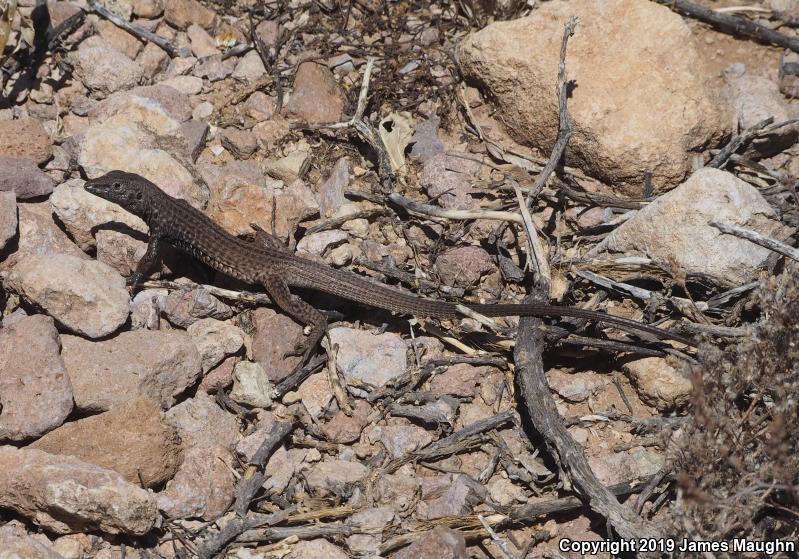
[139,279,274,306]
[478,514,519,559]
[325,341,353,414]
[514,184,551,295]
[708,116,774,168]
[710,221,799,262]
[87,0,190,58]
[197,420,295,559]
[652,0,799,53]
[237,523,354,544]
[514,306,663,540]
[526,16,577,202]
[387,191,524,224]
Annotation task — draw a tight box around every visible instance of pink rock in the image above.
[0,156,55,199]
[156,444,235,520]
[320,400,371,443]
[68,36,144,98]
[164,0,216,29]
[286,539,349,559]
[0,118,53,165]
[31,398,183,487]
[286,61,346,124]
[0,191,17,251]
[0,521,64,558]
[416,474,487,520]
[395,526,467,559]
[164,392,240,451]
[62,330,202,412]
[0,446,157,535]
[0,315,73,441]
[303,459,368,497]
[434,246,496,288]
[251,307,304,383]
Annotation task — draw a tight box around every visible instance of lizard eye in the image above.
[113,182,122,190]
[136,192,143,200]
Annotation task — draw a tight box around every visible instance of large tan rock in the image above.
[458,0,730,194]
[31,398,184,488]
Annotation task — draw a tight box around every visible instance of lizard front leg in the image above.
[261,274,327,363]
[128,235,162,291]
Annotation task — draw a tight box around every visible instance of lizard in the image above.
[83,170,697,361]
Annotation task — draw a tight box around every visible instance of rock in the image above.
[725,68,799,157]
[409,116,445,162]
[428,363,486,397]
[253,117,290,147]
[367,422,433,459]
[31,398,183,487]
[6,254,130,338]
[91,85,193,123]
[0,315,73,442]
[95,19,142,60]
[79,95,208,208]
[317,157,350,218]
[199,355,239,394]
[182,119,209,161]
[395,526,467,559]
[230,361,273,408]
[286,61,346,124]
[138,42,171,79]
[187,24,219,58]
[62,330,202,412]
[50,180,147,251]
[232,49,266,82]
[295,229,348,256]
[164,392,240,451]
[251,307,305,382]
[286,539,349,559]
[95,229,150,278]
[623,357,692,411]
[434,246,496,287]
[416,474,487,520]
[164,0,216,30]
[588,447,664,486]
[160,288,234,328]
[220,127,258,159]
[129,288,166,330]
[0,156,55,198]
[0,118,53,164]
[420,153,480,209]
[186,318,245,373]
[303,459,368,498]
[133,0,164,18]
[374,471,420,514]
[160,75,204,96]
[69,36,144,98]
[326,327,407,392]
[290,372,333,419]
[0,446,157,535]
[192,54,235,81]
[255,20,280,48]
[547,369,609,403]
[0,522,65,559]
[0,191,16,250]
[320,400,371,443]
[458,0,729,194]
[156,444,234,520]
[193,100,214,120]
[244,91,276,121]
[0,202,89,273]
[590,168,793,286]
[264,148,310,183]
[204,162,317,239]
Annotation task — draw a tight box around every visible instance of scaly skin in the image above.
[84,170,696,359]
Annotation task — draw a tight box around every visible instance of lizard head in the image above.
[84,170,151,217]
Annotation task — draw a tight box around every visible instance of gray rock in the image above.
[232,50,266,82]
[0,315,73,442]
[6,253,130,338]
[416,474,487,520]
[317,157,350,218]
[0,522,66,559]
[164,392,240,451]
[0,156,55,199]
[89,85,193,123]
[326,327,407,393]
[62,330,202,412]
[367,422,433,459]
[220,127,257,159]
[547,369,609,403]
[0,446,157,535]
[395,526,467,559]
[161,288,234,328]
[285,539,349,559]
[186,317,245,373]
[590,168,794,286]
[0,190,17,250]
[230,361,273,408]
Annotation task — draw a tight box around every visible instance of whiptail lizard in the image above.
[84,171,696,360]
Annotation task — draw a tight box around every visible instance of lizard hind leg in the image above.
[261,275,327,363]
